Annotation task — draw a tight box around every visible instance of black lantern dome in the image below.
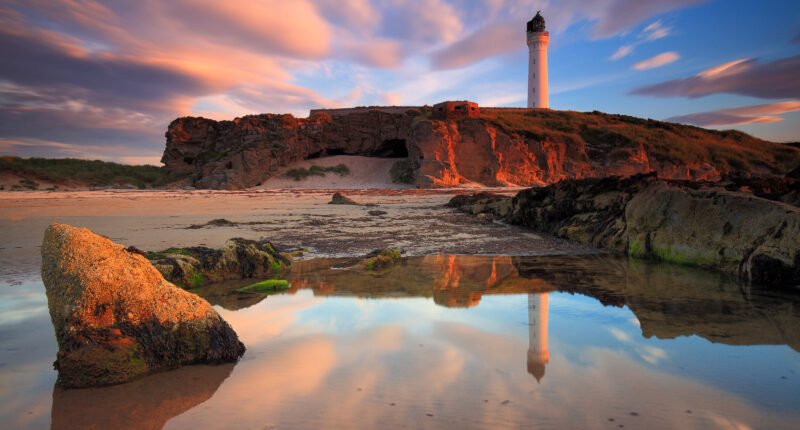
[527,11,546,33]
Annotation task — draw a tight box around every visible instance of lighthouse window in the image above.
[533,73,535,78]
[532,88,535,93]
[533,59,536,64]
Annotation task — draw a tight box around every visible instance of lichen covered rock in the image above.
[41,223,245,388]
[361,249,402,270]
[148,238,290,288]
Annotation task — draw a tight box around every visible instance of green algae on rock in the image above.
[236,279,291,294]
[41,223,245,388]
[362,249,403,270]
[147,238,291,288]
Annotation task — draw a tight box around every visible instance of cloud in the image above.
[791,32,800,44]
[0,137,164,163]
[642,20,671,41]
[432,0,702,70]
[582,0,705,38]
[376,0,463,45]
[430,22,518,70]
[665,100,800,127]
[632,51,679,70]
[337,38,406,69]
[610,20,670,61]
[631,55,800,99]
[610,45,634,60]
[0,0,722,162]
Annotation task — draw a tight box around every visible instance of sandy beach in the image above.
[0,187,592,284]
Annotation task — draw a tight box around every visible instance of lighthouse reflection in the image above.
[527,292,549,382]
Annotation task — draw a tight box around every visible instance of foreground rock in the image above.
[147,238,291,288]
[452,174,800,287]
[41,224,245,388]
[162,105,800,189]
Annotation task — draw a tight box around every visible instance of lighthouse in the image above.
[527,11,549,108]
[527,292,549,382]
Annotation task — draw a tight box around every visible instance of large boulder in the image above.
[624,182,800,286]
[41,224,245,388]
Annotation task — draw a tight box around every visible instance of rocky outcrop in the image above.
[147,239,290,288]
[451,175,800,287]
[328,192,359,205]
[41,224,245,388]
[162,106,800,190]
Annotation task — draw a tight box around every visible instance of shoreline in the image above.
[0,188,590,285]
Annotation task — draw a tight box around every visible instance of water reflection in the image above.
[280,254,800,351]
[24,254,800,429]
[527,293,549,382]
[51,363,234,430]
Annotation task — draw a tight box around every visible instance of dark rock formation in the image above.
[41,224,245,388]
[162,106,800,190]
[147,238,290,288]
[451,175,800,287]
[719,171,800,206]
[446,192,514,218]
[328,192,359,205]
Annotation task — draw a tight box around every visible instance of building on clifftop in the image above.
[431,101,480,120]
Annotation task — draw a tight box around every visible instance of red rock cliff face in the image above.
[162,108,799,190]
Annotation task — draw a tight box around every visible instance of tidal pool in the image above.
[1,254,798,429]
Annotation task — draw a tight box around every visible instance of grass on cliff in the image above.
[0,156,187,189]
[482,110,800,174]
[286,164,350,181]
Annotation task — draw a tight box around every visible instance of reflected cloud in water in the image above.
[2,255,799,429]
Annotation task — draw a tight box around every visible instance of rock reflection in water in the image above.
[188,278,270,310]
[51,363,234,430]
[281,254,800,351]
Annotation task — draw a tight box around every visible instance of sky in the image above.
[0,0,798,166]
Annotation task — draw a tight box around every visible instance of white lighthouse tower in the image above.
[527,11,549,108]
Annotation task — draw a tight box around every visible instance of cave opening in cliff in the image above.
[371,139,408,158]
[306,149,348,159]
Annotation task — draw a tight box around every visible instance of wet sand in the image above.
[0,188,593,283]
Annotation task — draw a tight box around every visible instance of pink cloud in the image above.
[665,101,800,127]
[430,22,518,70]
[632,51,679,70]
[610,45,634,60]
[631,55,800,99]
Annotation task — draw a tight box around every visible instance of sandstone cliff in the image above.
[41,224,245,387]
[162,107,800,190]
